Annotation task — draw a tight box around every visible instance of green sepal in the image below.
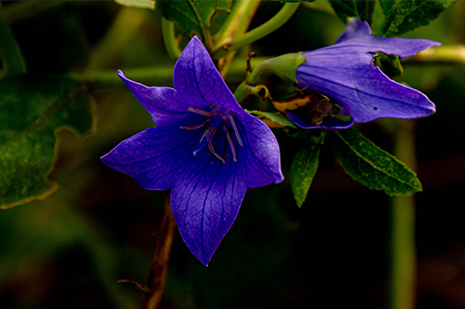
[289,130,326,207]
[248,52,306,85]
[0,75,94,209]
[330,129,422,196]
[380,0,455,37]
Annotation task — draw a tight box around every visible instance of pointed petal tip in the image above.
[274,172,285,184]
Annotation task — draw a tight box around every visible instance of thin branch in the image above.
[141,193,177,309]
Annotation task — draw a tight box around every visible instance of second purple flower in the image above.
[285,18,441,129]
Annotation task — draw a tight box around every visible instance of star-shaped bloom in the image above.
[287,17,441,129]
[101,36,283,266]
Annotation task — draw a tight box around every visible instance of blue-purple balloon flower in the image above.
[287,17,441,129]
[101,36,283,266]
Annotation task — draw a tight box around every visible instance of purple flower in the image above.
[288,17,441,129]
[101,36,283,266]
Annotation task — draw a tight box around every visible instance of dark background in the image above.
[1,1,465,308]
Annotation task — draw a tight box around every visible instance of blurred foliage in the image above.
[1,0,465,308]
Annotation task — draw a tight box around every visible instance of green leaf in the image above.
[246,109,297,128]
[379,0,396,17]
[156,0,231,40]
[380,0,455,37]
[329,0,375,25]
[331,129,422,196]
[0,20,26,76]
[289,131,325,207]
[0,75,94,209]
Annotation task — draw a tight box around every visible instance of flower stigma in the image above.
[181,105,243,164]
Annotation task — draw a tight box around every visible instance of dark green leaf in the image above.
[329,0,375,25]
[246,110,297,128]
[289,131,325,207]
[0,20,26,76]
[380,0,455,37]
[379,0,396,17]
[331,129,422,196]
[0,75,94,209]
[157,0,231,40]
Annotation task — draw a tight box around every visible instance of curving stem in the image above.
[212,3,301,60]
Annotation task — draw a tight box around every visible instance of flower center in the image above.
[180,105,243,164]
[305,93,339,126]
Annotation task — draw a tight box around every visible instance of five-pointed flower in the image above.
[101,36,283,266]
[287,17,441,129]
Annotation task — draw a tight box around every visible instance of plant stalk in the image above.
[141,193,177,309]
[389,119,417,309]
[212,3,300,60]
[162,18,182,61]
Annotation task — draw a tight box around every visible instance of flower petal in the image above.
[173,36,245,115]
[286,110,354,130]
[335,18,441,58]
[236,113,284,188]
[118,70,192,126]
[170,136,248,266]
[101,126,202,191]
[296,18,438,124]
[296,51,436,122]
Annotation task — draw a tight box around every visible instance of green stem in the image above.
[212,3,300,60]
[389,120,417,309]
[402,45,465,67]
[67,66,174,90]
[214,0,261,77]
[162,18,182,61]
[213,0,261,49]
[67,57,267,90]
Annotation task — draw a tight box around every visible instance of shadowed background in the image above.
[1,1,465,308]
